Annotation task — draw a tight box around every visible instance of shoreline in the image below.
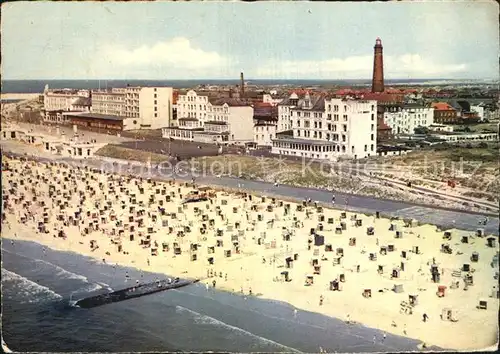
[2,155,499,350]
[2,237,429,354]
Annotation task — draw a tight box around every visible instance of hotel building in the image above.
[271,92,378,160]
[383,103,434,135]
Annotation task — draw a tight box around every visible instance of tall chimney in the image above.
[240,72,245,97]
[371,38,385,93]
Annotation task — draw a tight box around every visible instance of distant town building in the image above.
[428,124,454,133]
[448,100,480,122]
[262,93,284,107]
[65,86,173,131]
[162,94,254,144]
[383,103,434,135]
[431,102,458,124]
[253,102,278,147]
[43,88,91,123]
[470,103,485,121]
[277,92,300,132]
[175,90,210,127]
[91,88,127,117]
[271,93,377,160]
[377,116,393,141]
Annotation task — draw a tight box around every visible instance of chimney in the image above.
[240,72,245,97]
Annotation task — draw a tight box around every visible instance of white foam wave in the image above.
[1,268,63,303]
[175,306,300,352]
[2,248,88,282]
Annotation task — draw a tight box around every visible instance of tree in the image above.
[414,126,429,135]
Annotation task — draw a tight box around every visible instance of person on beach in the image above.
[212,279,216,288]
[331,194,335,205]
[382,333,386,342]
[293,309,298,317]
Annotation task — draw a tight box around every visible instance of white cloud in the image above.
[256,54,467,79]
[102,37,227,69]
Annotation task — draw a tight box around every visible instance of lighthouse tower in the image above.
[371,38,385,93]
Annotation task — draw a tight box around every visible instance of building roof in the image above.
[194,131,230,136]
[165,127,204,131]
[360,93,404,103]
[65,112,125,121]
[204,121,227,125]
[209,98,250,107]
[377,119,392,131]
[281,93,325,111]
[272,137,337,146]
[431,102,455,111]
[178,117,199,122]
[254,122,277,127]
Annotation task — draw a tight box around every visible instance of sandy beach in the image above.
[2,156,499,350]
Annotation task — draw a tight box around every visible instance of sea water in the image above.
[2,238,436,352]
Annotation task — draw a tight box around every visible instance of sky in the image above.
[2,1,499,80]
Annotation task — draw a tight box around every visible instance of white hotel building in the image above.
[91,86,174,130]
[162,90,254,144]
[43,87,91,123]
[383,103,434,135]
[271,93,377,160]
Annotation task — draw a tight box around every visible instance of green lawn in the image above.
[95,144,169,163]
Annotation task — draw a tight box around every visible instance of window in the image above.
[154,100,157,105]
[343,115,348,121]
[154,107,157,112]
[154,94,157,98]
[342,124,347,132]
[371,134,374,141]
[319,122,322,129]
[371,144,374,151]
[371,114,375,120]
[371,124,374,131]
[154,113,158,118]
[314,122,318,129]
[364,145,367,152]
[327,114,332,119]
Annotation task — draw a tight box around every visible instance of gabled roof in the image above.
[431,102,455,111]
[209,98,250,107]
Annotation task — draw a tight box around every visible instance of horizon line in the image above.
[2,78,498,82]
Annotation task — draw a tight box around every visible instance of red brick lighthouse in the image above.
[371,37,385,93]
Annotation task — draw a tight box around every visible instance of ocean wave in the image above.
[175,306,300,352]
[2,248,88,282]
[1,268,63,303]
